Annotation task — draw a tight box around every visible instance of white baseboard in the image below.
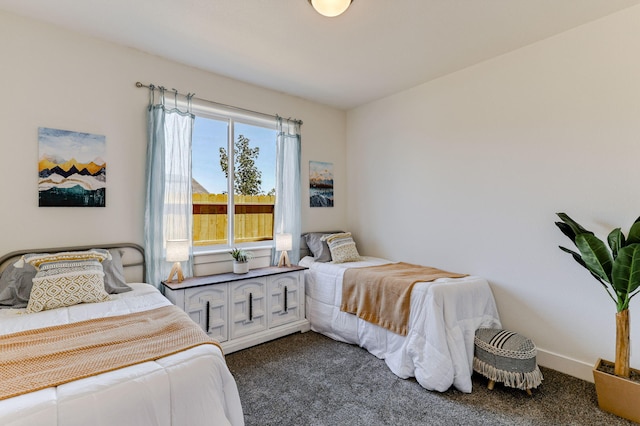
[536,348,595,383]
[221,319,310,355]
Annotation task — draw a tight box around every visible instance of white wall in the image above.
[4,5,640,383]
[347,6,640,381]
[0,11,347,258]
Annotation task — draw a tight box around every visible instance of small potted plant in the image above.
[555,212,640,422]
[230,248,253,274]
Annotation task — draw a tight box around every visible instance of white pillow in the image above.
[322,232,362,263]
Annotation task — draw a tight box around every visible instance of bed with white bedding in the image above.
[300,251,502,393]
[0,244,244,426]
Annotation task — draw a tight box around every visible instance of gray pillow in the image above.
[0,248,131,308]
[304,231,343,262]
[0,261,37,308]
[103,249,132,294]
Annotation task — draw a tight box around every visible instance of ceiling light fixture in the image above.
[308,0,353,17]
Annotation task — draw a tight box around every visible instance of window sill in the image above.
[192,244,274,276]
[193,243,274,257]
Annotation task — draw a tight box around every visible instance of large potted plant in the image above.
[555,212,640,422]
[229,248,253,274]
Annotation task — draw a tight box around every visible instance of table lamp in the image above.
[275,233,292,267]
[166,239,189,282]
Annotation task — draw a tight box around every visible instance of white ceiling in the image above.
[1,0,639,109]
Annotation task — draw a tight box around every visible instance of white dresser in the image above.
[163,266,310,354]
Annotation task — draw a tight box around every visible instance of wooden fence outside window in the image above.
[192,193,275,246]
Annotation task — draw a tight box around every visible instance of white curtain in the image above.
[272,117,302,265]
[144,88,194,287]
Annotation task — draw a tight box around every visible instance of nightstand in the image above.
[163,266,310,354]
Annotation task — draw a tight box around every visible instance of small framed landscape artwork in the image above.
[309,160,333,207]
[38,127,106,207]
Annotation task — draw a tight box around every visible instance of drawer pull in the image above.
[284,286,288,313]
[249,292,253,321]
[205,300,210,332]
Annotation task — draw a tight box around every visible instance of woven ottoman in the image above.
[473,328,543,395]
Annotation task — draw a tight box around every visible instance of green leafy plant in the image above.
[555,212,640,378]
[219,135,265,195]
[229,248,253,263]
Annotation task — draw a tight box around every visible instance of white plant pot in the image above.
[233,261,249,274]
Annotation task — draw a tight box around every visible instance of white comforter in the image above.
[0,283,244,426]
[300,256,501,393]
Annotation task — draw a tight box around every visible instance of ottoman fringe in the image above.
[473,357,543,390]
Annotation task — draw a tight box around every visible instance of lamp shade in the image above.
[166,239,189,262]
[275,233,293,251]
[309,0,353,17]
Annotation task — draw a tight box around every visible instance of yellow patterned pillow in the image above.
[322,232,362,263]
[25,259,109,313]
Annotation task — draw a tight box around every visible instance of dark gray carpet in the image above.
[226,331,635,426]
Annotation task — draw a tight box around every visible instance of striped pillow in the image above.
[322,232,362,263]
[23,249,110,268]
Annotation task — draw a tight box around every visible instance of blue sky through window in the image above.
[192,117,276,194]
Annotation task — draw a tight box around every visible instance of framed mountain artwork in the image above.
[309,160,333,207]
[38,127,106,207]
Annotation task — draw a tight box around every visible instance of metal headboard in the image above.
[0,243,146,283]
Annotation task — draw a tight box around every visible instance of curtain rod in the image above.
[135,82,302,125]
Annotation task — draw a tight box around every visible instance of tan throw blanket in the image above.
[0,305,221,400]
[341,262,468,336]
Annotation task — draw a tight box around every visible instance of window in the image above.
[191,111,277,250]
